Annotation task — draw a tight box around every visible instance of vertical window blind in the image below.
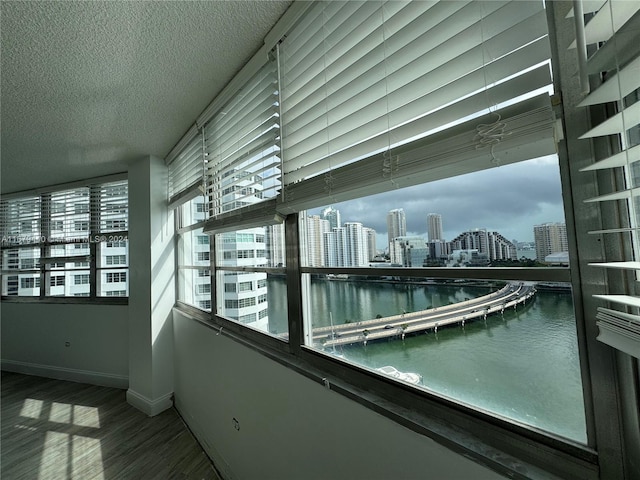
[277,0,557,213]
[574,0,640,358]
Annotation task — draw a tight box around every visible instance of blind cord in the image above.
[475,114,512,166]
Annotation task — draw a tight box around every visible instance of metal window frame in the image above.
[544,2,637,478]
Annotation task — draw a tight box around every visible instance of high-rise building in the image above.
[306,214,330,267]
[427,213,444,242]
[178,197,210,310]
[390,236,429,267]
[450,229,516,262]
[266,224,286,267]
[324,227,346,267]
[427,240,449,265]
[534,222,568,263]
[322,207,341,230]
[216,171,269,331]
[387,209,406,246]
[323,223,369,267]
[363,227,377,261]
[344,222,368,267]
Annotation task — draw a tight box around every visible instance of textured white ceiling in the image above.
[0,0,291,193]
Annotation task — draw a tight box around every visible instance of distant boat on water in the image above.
[376,365,422,385]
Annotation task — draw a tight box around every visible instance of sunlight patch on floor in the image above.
[39,431,69,479]
[73,405,100,428]
[17,399,106,480]
[19,398,43,419]
[49,402,72,424]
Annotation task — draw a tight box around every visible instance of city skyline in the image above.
[308,156,564,248]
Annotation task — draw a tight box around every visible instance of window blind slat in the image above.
[279,95,555,213]
[90,180,129,234]
[280,0,551,195]
[593,295,640,309]
[574,0,640,359]
[206,111,279,169]
[585,11,640,75]
[565,0,607,18]
[578,56,640,107]
[580,144,640,172]
[168,133,204,201]
[206,72,278,148]
[284,64,552,184]
[284,8,549,146]
[207,131,280,186]
[588,227,640,235]
[204,61,280,220]
[283,1,509,119]
[589,261,640,270]
[584,187,640,203]
[579,100,640,138]
[0,196,41,245]
[583,0,640,46]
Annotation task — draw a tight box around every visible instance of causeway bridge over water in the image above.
[315,282,536,347]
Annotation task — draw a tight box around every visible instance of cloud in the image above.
[309,156,564,246]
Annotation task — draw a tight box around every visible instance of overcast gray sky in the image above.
[309,155,565,249]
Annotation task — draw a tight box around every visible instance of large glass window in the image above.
[166,1,629,476]
[0,178,129,300]
[176,197,211,311]
[297,157,586,442]
[214,225,287,337]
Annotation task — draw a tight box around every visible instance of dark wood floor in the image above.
[1,371,221,480]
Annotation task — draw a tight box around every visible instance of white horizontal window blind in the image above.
[0,195,41,246]
[575,0,640,358]
[167,132,204,206]
[91,180,128,234]
[0,175,129,298]
[203,60,281,233]
[277,0,556,213]
[47,188,91,242]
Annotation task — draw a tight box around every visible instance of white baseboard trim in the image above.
[174,397,235,480]
[1,359,129,389]
[126,388,173,416]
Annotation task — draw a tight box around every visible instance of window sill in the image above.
[1,296,128,305]
[173,303,598,480]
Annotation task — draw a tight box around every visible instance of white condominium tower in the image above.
[305,214,330,267]
[322,222,369,267]
[344,222,368,267]
[386,209,406,246]
[215,171,269,332]
[534,222,568,263]
[427,213,444,242]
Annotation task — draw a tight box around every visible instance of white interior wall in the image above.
[0,302,129,388]
[173,310,506,480]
